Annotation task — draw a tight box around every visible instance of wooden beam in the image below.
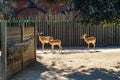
[21,21,24,42]
[1,20,7,80]
[21,21,24,70]
[34,16,37,61]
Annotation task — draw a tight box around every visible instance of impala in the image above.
[39,32,53,52]
[48,39,62,53]
[81,34,96,52]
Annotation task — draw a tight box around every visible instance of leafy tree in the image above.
[74,0,120,25]
[45,0,72,5]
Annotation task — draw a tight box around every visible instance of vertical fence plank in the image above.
[1,20,7,80]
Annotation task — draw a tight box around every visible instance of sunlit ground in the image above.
[5,47,120,80]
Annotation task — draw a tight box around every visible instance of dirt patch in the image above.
[7,47,120,80]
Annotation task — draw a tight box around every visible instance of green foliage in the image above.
[74,0,120,25]
[45,0,72,5]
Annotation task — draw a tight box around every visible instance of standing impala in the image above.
[39,32,53,52]
[81,34,96,52]
[48,39,62,53]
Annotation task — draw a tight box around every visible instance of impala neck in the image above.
[83,37,88,43]
[39,34,42,39]
[39,34,43,37]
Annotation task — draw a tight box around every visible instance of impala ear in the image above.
[84,34,87,36]
[40,32,43,35]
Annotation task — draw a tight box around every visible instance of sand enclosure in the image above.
[9,47,120,80]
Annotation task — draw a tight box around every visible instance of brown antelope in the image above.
[81,34,96,52]
[48,39,62,53]
[39,32,53,52]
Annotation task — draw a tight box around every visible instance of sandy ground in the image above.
[8,47,120,80]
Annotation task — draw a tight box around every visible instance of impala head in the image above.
[36,31,43,36]
[49,36,54,41]
[40,32,43,35]
[81,34,87,39]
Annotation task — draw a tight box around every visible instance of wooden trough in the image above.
[7,25,36,79]
[0,16,37,80]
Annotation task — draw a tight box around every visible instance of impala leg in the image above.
[58,45,62,53]
[51,45,54,53]
[87,44,90,52]
[42,43,44,52]
[93,43,96,52]
[60,45,62,50]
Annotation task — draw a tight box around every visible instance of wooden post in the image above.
[34,16,37,61]
[21,20,24,70]
[1,20,7,80]
[21,21,24,42]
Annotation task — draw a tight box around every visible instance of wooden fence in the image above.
[36,13,120,47]
[0,13,120,48]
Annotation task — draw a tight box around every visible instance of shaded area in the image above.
[66,68,120,80]
[10,63,120,80]
[0,51,1,80]
[10,61,49,80]
[114,62,120,70]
